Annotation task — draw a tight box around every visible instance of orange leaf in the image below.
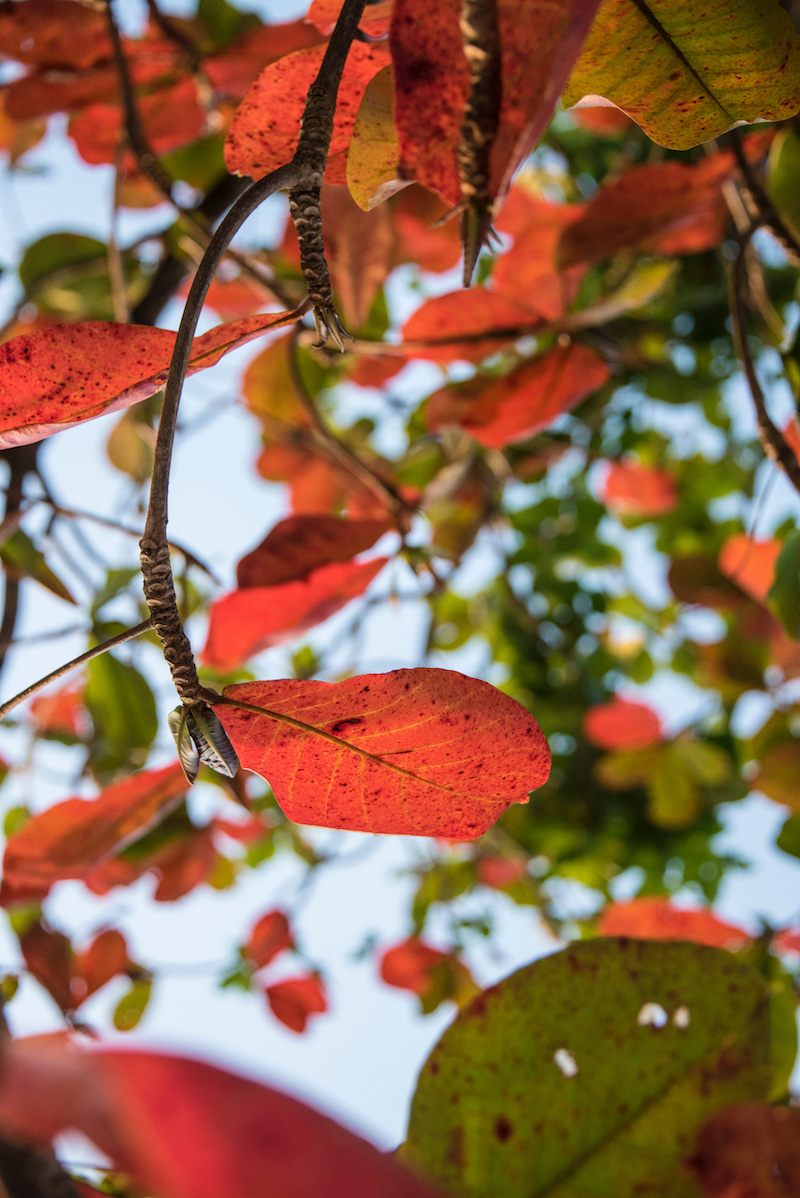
[306,0,391,38]
[558,154,740,268]
[318,185,393,330]
[598,897,750,948]
[225,41,390,185]
[752,739,800,811]
[782,418,800,467]
[718,534,782,605]
[390,185,462,274]
[29,683,88,738]
[0,1040,442,1198]
[775,927,800,955]
[599,461,678,516]
[245,910,293,970]
[390,0,601,206]
[493,190,587,321]
[477,854,528,889]
[0,311,298,449]
[570,104,634,136]
[0,0,110,69]
[402,289,536,363]
[150,826,219,902]
[1,762,186,903]
[426,342,610,447]
[690,1104,800,1198]
[265,974,327,1033]
[379,937,447,994]
[203,557,388,673]
[237,515,390,588]
[583,696,663,750]
[73,929,132,1003]
[19,922,75,1013]
[214,668,550,839]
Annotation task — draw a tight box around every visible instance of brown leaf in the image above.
[690,1105,800,1198]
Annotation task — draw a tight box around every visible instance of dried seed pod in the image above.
[458,0,502,286]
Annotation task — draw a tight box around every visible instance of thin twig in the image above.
[0,619,153,722]
[729,234,800,496]
[143,0,203,67]
[730,132,800,268]
[287,325,412,524]
[0,446,39,685]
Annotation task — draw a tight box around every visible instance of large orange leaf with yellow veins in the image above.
[214,670,550,839]
[0,311,298,449]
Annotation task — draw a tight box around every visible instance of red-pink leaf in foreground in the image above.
[718,534,782,606]
[0,1039,442,1198]
[379,937,448,995]
[402,290,536,363]
[265,974,327,1033]
[245,909,293,970]
[236,515,391,588]
[214,668,550,838]
[583,696,663,750]
[599,461,678,517]
[0,311,298,449]
[598,897,750,948]
[0,762,186,904]
[203,557,388,674]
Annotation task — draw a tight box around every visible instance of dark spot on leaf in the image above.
[494,1116,513,1142]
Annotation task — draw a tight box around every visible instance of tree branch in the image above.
[730,132,800,268]
[0,619,154,722]
[729,235,800,496]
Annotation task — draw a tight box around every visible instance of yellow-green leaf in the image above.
[347,66,409,212]
[564,0,800,150]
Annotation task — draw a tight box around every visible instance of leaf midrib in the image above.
[628,0,735,121]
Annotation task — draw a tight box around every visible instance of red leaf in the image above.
[426,342,610,448]
[0,0,110,69]
[29,683,88,738]
[690,1104,800,1198]
[0,310,298,449]
[245,910,293,970]
[718,534,781,606]
[558,155,740,268]
[774,927,800,955]
[570,105,634,136]
[1,762,186,903]
[196,274,268,320]
[205,20,325,100]
[0,1040,442,1198]
[225,41,390,185]
[306,0,391,38]
[69,77,205,167]
[599,461,678,516]
[583,696,663,750]
[214,668,550,839]
[203,557,388,673]
[265,974,327,1033]
[379,937,447,995]
[782,418,800,467]
[237,515,390,588]
[390,185,462,274]
[477,854,528,889]
[73,929,132,1003]
[390,0,600,206]
[598,897,750,948]
[317,185,393,330]
[150,826,219,902]
[493,190,588,321]
[19,923,75,1014]
[402,290,537,363]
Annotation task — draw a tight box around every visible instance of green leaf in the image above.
[85,652,158,776]
[767,127,800,240]
[564,0,800,150]
[767,528,800,639]
[112,977,152,1031]
[776,813,800,859]
[18,232,106,293]
[403,940,773,1198]
[0,530,75,603]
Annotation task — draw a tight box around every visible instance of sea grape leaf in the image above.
[265,974,327,1033]
[600,461,678,517]
[0,762,186,904]
[244,909,293,970]
[563,0,800,150]
[0,310,299,449]
[390,0,602,207]
[690,1104,800,1198]
[425,343,610,449]
[402,290,537,363]
[598,897,750,947]
[718,535,782,606]
[767,528,800,640]
[403,940,774,1198]
[236,515,391,588]
[0,1040,442,1198]
[583,696,663,750]
[225,41,391,185]
[203,557,389,673]
[85,652,158,777]
[557,154,742,268]
[214,668,551,839]
[347,65,408,212]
